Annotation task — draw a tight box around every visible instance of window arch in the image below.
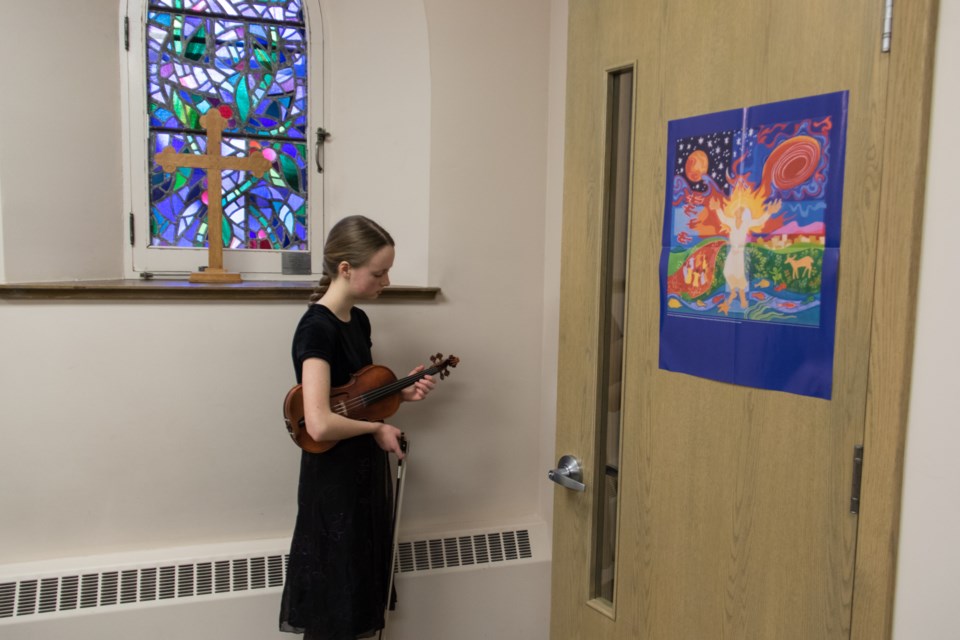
[123,0,323,277]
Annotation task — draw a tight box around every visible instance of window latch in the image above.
[315,127,331,173]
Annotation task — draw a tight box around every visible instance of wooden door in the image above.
[550,1,937,639]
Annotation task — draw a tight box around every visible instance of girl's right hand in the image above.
[373,422,405,459]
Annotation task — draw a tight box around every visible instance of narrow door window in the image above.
[594,67,633,606]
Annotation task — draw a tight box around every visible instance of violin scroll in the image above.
[430,353,460,380]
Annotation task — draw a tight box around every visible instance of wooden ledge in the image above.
[0,280,440,302]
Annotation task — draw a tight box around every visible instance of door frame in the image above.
[853,2,939,638]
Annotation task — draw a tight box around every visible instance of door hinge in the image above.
[850,445,864,514]
[124,16,130,51]
[128,212,135,246]
[881,0,893,53]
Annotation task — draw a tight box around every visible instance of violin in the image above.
[283,353,460,453]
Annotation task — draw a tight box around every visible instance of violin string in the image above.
[297,360,455,433]
[340,369,438,410]
[336,364,446,413]
[362,370,435,403]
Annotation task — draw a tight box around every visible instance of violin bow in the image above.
[380,434,408,640]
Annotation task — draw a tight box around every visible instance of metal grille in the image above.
[395,529,533,574]
[1,528,535,622]
[0,553,288,622]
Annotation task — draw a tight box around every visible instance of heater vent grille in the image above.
[1,528,535,624]
[394,529,532,574]
[0,553,288,623]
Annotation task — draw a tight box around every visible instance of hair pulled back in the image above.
[308,215,395,305]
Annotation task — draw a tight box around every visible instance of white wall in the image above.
[0,148,6,283]
[0,3,559,638]
[0,303,301,560]
[892,2,960,637]
[0,0,555,611]
[0,2,557,637]
[0,561,552,640]
[320,0,432,285]
[0,0,122,282]
[539,0,568,534]
[418,0,553,534]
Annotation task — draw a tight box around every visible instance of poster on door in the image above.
[658,91,848,399]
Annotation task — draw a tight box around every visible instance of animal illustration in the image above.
[785,255,814,279]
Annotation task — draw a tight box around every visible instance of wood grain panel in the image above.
[551,0,936,638]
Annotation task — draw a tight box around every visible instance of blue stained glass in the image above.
[147,13,306,138]
[148,0,304,25]
[147,0,309,251]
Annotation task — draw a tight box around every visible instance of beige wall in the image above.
[319,0,432,285]
[0,0,555,567]
[893,1,960,637]
[0,0,122,282]
[0,1,560,634]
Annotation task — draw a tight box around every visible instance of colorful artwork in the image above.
[146,0,309,250]
[658,92,848,399]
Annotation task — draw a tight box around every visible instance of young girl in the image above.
[279,215,435,639]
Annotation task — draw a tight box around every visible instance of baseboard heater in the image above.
[0,524,544,624]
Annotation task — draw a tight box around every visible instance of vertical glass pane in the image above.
[146,1,308,250]
[594,68,633,604]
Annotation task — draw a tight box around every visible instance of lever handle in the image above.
[548,455,586,492]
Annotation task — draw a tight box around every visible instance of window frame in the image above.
[120,0,325,279]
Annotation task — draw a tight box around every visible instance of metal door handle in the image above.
[548,455,586,492]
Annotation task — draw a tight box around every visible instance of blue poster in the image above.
[658,91,848,399]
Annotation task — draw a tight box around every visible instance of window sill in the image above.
[0,279,440,302]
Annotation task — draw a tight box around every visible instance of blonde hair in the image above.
[308,216,395,304]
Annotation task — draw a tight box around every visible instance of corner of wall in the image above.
[0,175,7,284]
[538,0,570,539]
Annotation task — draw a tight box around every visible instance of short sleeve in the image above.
[290,306,373,386]
[291,309,339,384]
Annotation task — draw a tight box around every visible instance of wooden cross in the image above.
[155,109,272,283]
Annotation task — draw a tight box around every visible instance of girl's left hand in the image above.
[401,365,436,402]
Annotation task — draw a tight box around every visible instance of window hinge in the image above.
[850,445,864,514]
[124,16,130,51]
[128,212,135,246]
[881,0,893,53]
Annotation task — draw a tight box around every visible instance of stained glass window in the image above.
[146,0,308,251]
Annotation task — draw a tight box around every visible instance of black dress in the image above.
[280,305,394,639]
